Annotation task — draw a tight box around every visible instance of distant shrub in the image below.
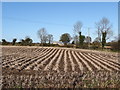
[39,43,59,47]
[91,41,101,49]
[111,41,120,51]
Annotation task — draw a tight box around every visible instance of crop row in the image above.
[2,46,120,72]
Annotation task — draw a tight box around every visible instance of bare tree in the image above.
[48,34,53,44]
[73,21,83,45]
[95,23,101,42]
[74,21,83,33]
[37,28,48,44]
[95,17,113,48]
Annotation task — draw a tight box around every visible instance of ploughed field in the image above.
[2,46,120,72]
[1,46,120,88]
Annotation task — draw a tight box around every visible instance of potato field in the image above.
[1,46,120,88]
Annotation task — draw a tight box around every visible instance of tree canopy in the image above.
[60,33,71,45]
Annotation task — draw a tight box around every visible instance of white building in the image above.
[53,41,64,46]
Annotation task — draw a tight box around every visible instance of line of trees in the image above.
[59,20,91,48]
[20,36,33,46]
[72,17,114,49]
[1,17,119,51]
[57,17,119,51]
[1,36,33,46]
